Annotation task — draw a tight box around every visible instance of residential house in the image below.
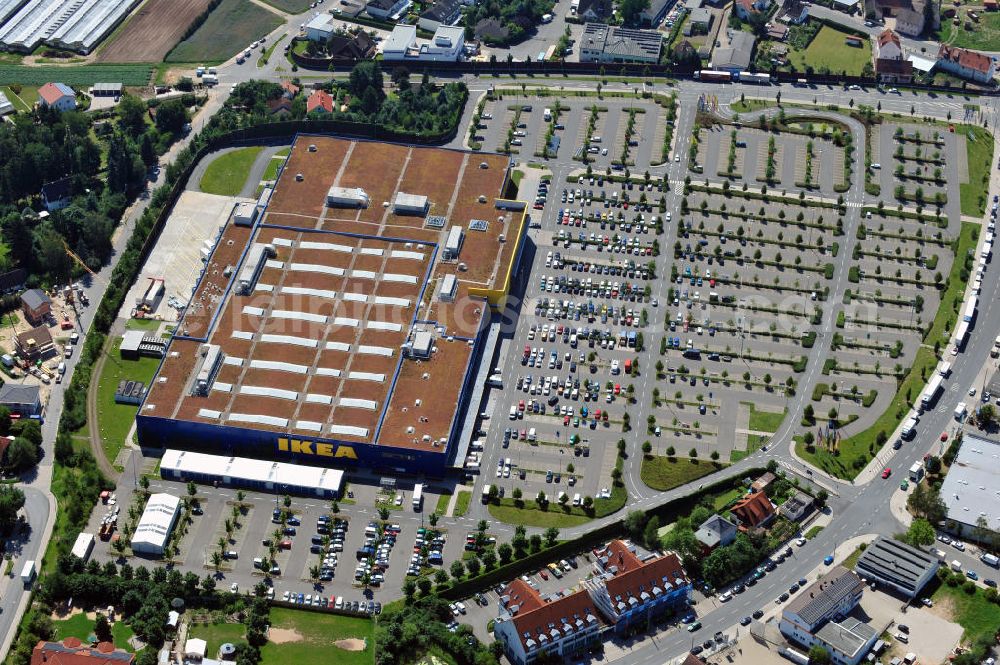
[876,57,913,83]
[779,0,810,23]
[577,0,613,21]
[474,17,509,43]
[38,82,76,111]
[730,490,776,529]
[383,24,465,61]
[894,7,924,35]
[366,0,409,19]
[14,325,54,360]
[585,540,691,634]
[710,30,756,72]
[30,638,134,665]
[306,89,334,114]
[874,28,902,59]
[937,44,996,83]
[694,514,738,552]
[779,491,815,522]
[494,580,605,665]
[751,471,776,494]
[326,32,376,61]
[682,654,708,665]
[20,289,50,326]
[766,22,789,40]
[418,0,461,32]
[280,80,300,98]
[305,13,337,41]
[266,97,294,117]
[41,177,73,211]
[686,8,714,35]
[641,0,673,25]
[579,23,663,64]
[734,0,770,20]
[0,90,14,115]
[779,567,874,665]
[0,384,41,417]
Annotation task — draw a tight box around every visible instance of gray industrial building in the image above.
[939,432,1000,538]
[854,536,939,599]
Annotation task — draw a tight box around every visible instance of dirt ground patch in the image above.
[97,0,211,63]
[268,628,303,644]
[334,638,366,651]
[928,593,956,621]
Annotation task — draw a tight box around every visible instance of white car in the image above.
[796,538,807,547]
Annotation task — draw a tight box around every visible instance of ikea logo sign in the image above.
[277,437,358,460]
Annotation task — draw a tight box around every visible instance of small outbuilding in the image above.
[20,289,51,326]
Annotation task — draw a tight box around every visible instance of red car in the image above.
[940,432,948,442]
[539,569,549,580]
[881,468,892,479]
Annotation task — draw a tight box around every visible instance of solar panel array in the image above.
[426,215,446,229]
[469,219,489,232]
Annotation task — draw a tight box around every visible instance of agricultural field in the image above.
[97,0,213,63]
[787,25,873,76]
[0,65,152,86]
[166,0,282,63]
[258,0,314,12]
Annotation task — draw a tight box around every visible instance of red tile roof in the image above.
[507,589,604,651]
[877,28,900,48]
[731,491,775,528]
[938,44,994,74]
[500,578,546,614]
[736,0,757,12]
[306,89,333,113]
[31,640,134,665]
[603,548,688,602]
[280,80,300,97]
[38,82,73,106]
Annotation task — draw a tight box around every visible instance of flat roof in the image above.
[854,536,938,596]
[143,136,522,458]
[162,448,344,492]
[815,617,877,658]
[939,432,1000,530]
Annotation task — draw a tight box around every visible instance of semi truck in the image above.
[411,483,423,511]
[695,70,732,83]
[919,374,943,411]
[20,560,35,587]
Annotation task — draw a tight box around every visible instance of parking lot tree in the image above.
[642,441,653,456]
[710,451,720,462]
[529,535,543,553]
[536,490,547,506]
[429,512,439,526]
[559,493,569,507]
[487,486,499,503]
[566,463,575,474]
[512,487,522,502]
[329,500,339,515]
[498,542,514,565]
[666,446,676,457]
[450,560,465,581]
[513,525,528,552]
[434,569,449,587]
[378,506,390,521]
[309,564,321,580]
[186,481,197,498]
[689,448,697,459]
[211,551,222,572]
[611,467,623,484]
[481,549,498,571]
[617,439,627,456]
[417,577,433,596]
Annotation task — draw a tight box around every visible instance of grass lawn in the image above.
[189,622,245,658]
[52,613,134,649]
[96,338,163,465]
[843,544,865,570]
[932,582,1000,643]
[200,147,263,196]
[453,490,471,517]
[926,222,979,346]
[796,346,937,480]
[166,0,282,63]
[640,456,724,491]
[938,10,1000,50]
[712,487,743,510]
[1,86,33,112]
[257,0,314,11]
[958,125,994,217]
[788,25,872,76]
[434,491,451,515]
[746,403,786,433]
[730,98,775,114]
[488,484,627,528]
[260,608,374,665]
[731,434,767,462]
[805,525,824,539]
[261,148,290,182]
[124,317,162,331]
